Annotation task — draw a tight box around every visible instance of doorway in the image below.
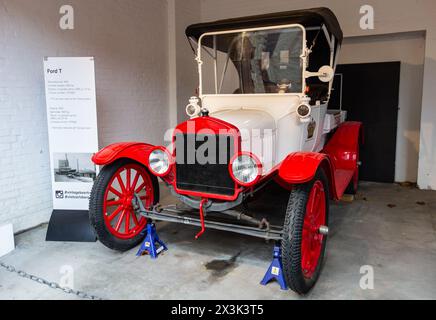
[330,62,401,183]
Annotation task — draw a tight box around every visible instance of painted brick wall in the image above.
[0,0,169,232]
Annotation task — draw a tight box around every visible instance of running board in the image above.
[134,206,283,241]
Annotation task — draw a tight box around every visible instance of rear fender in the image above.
[277,152,338,200]
[323,121,363,171]
[322,121,363,197]
[92,142,155,168]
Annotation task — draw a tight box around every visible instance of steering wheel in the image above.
[277,79,292,93]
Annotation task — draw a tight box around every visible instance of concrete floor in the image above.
[1,182,435,300]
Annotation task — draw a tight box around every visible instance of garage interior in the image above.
[1,0,436,300]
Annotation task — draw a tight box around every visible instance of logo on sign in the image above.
[55,190,64,199]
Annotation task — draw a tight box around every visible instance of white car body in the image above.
[188,23,346,175]
[203,95,346,174]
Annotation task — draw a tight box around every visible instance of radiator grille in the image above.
[175,133,235,196]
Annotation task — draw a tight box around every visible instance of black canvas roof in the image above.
[186,7,343,44]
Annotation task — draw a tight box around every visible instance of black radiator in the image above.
[175,133,235,196]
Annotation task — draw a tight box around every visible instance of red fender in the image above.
[92,142,155,168]
[276,122,363,200]
[323,121,363,171]
[277,152,338,200]
[322,121,363,197]
[278,153,328,184]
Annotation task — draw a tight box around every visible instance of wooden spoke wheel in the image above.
[89,159,159,251]
[282,168,329,294]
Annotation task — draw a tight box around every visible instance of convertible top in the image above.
[186,7,343,44]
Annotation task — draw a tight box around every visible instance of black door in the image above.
[329,62,400,183]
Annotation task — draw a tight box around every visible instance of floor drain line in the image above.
[0,262,106,300]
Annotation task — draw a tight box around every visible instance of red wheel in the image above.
[282,168,329,294]
[301,181,326,279]
[89,159,159,251]
[103,163,154,239]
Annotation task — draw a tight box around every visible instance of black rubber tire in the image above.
[281,168,329,295]
[89,159,159,252]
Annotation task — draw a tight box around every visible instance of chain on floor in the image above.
[0,262,106,300]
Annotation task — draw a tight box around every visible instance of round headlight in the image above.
[148,148,171,176]
[230,153,262,187]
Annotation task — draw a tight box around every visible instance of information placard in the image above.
[44,57,98,241]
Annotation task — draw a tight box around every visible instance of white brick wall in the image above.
[0,0,169,232]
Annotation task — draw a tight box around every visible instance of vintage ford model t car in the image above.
[89,8,362,294]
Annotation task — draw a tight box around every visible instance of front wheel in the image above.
[89,159,159,252]
[282,169,329,294]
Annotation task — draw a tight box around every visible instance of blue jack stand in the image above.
[260,242,288,290]
[136,223,168,259]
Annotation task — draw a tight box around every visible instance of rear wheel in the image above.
[282,169,329,294]
[89,159,159,251]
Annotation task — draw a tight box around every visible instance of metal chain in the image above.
[0,262,105,300]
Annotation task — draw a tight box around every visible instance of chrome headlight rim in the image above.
[148,147,172,177]
[229,152,262,187]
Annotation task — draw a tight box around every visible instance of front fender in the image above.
[277,152,338,199]
[92,142,155,168]
[278,152,329,184]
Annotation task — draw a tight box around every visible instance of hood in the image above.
[211,109,276,135]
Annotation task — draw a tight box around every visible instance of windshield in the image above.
[199,26,304,95]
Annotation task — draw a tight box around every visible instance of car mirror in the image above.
[304,65,334,83]
[317,66,334,83]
